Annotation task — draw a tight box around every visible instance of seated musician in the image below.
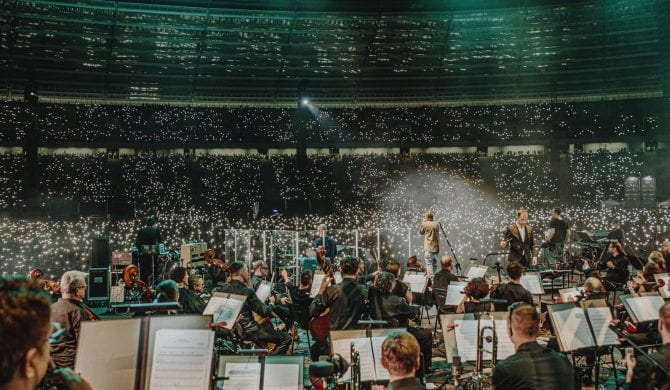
[50,271,99,369]
[381,331,426,390]
[188,274,209,302]
[456,277,495,314]
[169,267,205,314]
[375,272,433,374]
[432,255,459,291]
[662,240,670,267]
[491,261,533,306]
[628,262,660,294]
[250,260,270,290]
[281,269,313,330]
[492,303,575,390]
[386,261,413,304]
[601,241,630,291]
[406,255,426,273]
[648,250,667,272]
[213,262,292,355]
[625,301,670,389]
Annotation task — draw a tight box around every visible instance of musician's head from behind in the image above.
[440,255,453,271]
[169,266,188,285]
[375,272,395,295]
[299,271,313,288]
[381,330,420,379]
[648,251,666,270]
[60,270,88,301]
[583,277,605,293]
[188,275,204,293]
[608,241,625,256]
[516,209,528,227]
[0,277,52,389]
[252,260,269,277]
[229,261,249,283]
[463,277,489,301]
[507,261,524,281]
[642,262,660,282]
[340,257,359,277]
[145,216,156,227]
[658,302,670,343]
[424,211,433,221]
[507,302,539,349]
[317,223,328,233]
[551,207,561,218]
[155,279,179,302]
[406,255,420,269]
[612,220,621,229]
[386,261,401,278]
[661,240,670,255]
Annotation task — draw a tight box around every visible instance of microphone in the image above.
[452,355,462,378]
[309,354,349,378]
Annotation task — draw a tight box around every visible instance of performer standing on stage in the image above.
[135,216,161,284]
[608,219,625,245]
[312,224,337,262]
[542,207,568,265]
[419,211,440,275]
[500,209,537,268]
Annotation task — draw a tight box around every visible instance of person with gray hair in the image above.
[50,270,99,369]
[312,223,337,261]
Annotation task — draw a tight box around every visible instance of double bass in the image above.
[309,246,333,344]
[122,265,154,302]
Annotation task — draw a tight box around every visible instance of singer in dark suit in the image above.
[500,209,537,268]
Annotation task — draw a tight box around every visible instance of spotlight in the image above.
[302,98,309,106]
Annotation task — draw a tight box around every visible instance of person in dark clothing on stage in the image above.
[542,207,568,265]
[492,303,575,390]
[491,262,533,306]
[312,223,337,262]
[169,266,205,314]
[625,301,670,389]
[601,241,629,290]
[135,216,161,284]
[500,209,537,268]
[432,255,460,291]
[608,220,625,245]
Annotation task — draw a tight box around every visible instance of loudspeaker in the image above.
[92,237,111,268]
[87,268,110,301]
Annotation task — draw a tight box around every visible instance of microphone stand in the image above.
[608,324,670,380]
[439,222,461,274]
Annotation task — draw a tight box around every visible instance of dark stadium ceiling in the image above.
[0,0,668,106]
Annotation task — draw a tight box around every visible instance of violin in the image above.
[204,249,230,273]
[315,246,335,280]
[122,265,154,302]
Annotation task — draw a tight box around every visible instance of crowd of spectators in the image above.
[0,100,660,144]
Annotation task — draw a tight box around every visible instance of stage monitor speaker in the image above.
[92,237,111,268]
[87,268,110,301]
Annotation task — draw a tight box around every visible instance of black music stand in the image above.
[140,244,159,286]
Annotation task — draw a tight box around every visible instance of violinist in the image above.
[648,250,667,272]
[386,261,413,304]
[213,262,292,355]
[169,267,205,314]
[628,262,660,294]
[456,278,495,314]
[491,262,533,306]
[312,224,337,262]
[251,260,270,290]
[50,271,99,369]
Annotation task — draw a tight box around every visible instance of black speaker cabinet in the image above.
[92,237,111,268]
[87,267,110,301]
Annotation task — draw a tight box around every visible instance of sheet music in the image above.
[149,329,214,390]
[559,287,583,302]
[654,273,670,298]
[628,296,665,322]
[311,273,326,298]
[203,296,244,329]
[403,273,428,293]
[255,283,272,303]
[332,337,375,382]
[221,362,261,390]
[586,307,619,346]
[550,307,596,351]
[466,265,488,280]
[370,336,390,381]
[520,274,545,295]
[453,320,514,361]
[444,284,466,306]
[263,364,299,390]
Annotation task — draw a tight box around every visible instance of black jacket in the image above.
[492,341,575,390]
[136,225,161,247]
[503,224,536,267]
[213,279,273,335]
[310,278,368,330]
[605,253,629,286]
[629,343,670,390]
[433,269,460,291]
[491,282,533,306]
[386,376,425,390]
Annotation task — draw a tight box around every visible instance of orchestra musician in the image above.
[312,224,337,262]
[608,220,625,245]
[456,278,495,314]
[50,271,99,369]
[600,241,629,291]
[628,262,660,294]
[381,331,426,390]
[648,250,667,273]
[135,216,161,284]
[250,260,270,290]
[213,262,292,355]
[625,301,670,389]
[432,255,459,292]
[542,207,568,265]
[386,260,413,304]
[500,209,537,268]
[662,240,670,266]
[419,211,440,275]
[491,261,533,306]
[169,267,205,314]
[492,303,575,390]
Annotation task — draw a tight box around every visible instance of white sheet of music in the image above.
[263,364,300,390]
[255,283,272,303]
[149,329,214,390]
[550,307,596,351]
[454,320,513,361]
[444,284,466,306]
[203,297,243,329]
[586,307,619,346]
[628,296,665,322]
[221,362,261,390]
[403,273,428,293]
[370,336,390,381]
[466,266,488,280]
[332,337,375,382]
[520,274,545,295]
[311,273,326,298]
[559,287,582,302]
[654,273,670,298]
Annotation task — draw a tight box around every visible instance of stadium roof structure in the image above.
[0,0,668,106]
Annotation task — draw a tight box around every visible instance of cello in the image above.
[309,246,333,345]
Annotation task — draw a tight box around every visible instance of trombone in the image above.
[475,312,498,387]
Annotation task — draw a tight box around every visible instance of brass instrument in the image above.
[350,341,361,390]
[474,312,498,389]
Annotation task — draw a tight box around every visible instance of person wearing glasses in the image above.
[1,276,91,389]
[50,271,99,369]
[492,303,575,390]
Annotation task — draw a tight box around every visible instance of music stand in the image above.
[140,244,160,286]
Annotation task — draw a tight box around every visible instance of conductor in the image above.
[500,209,537,268]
